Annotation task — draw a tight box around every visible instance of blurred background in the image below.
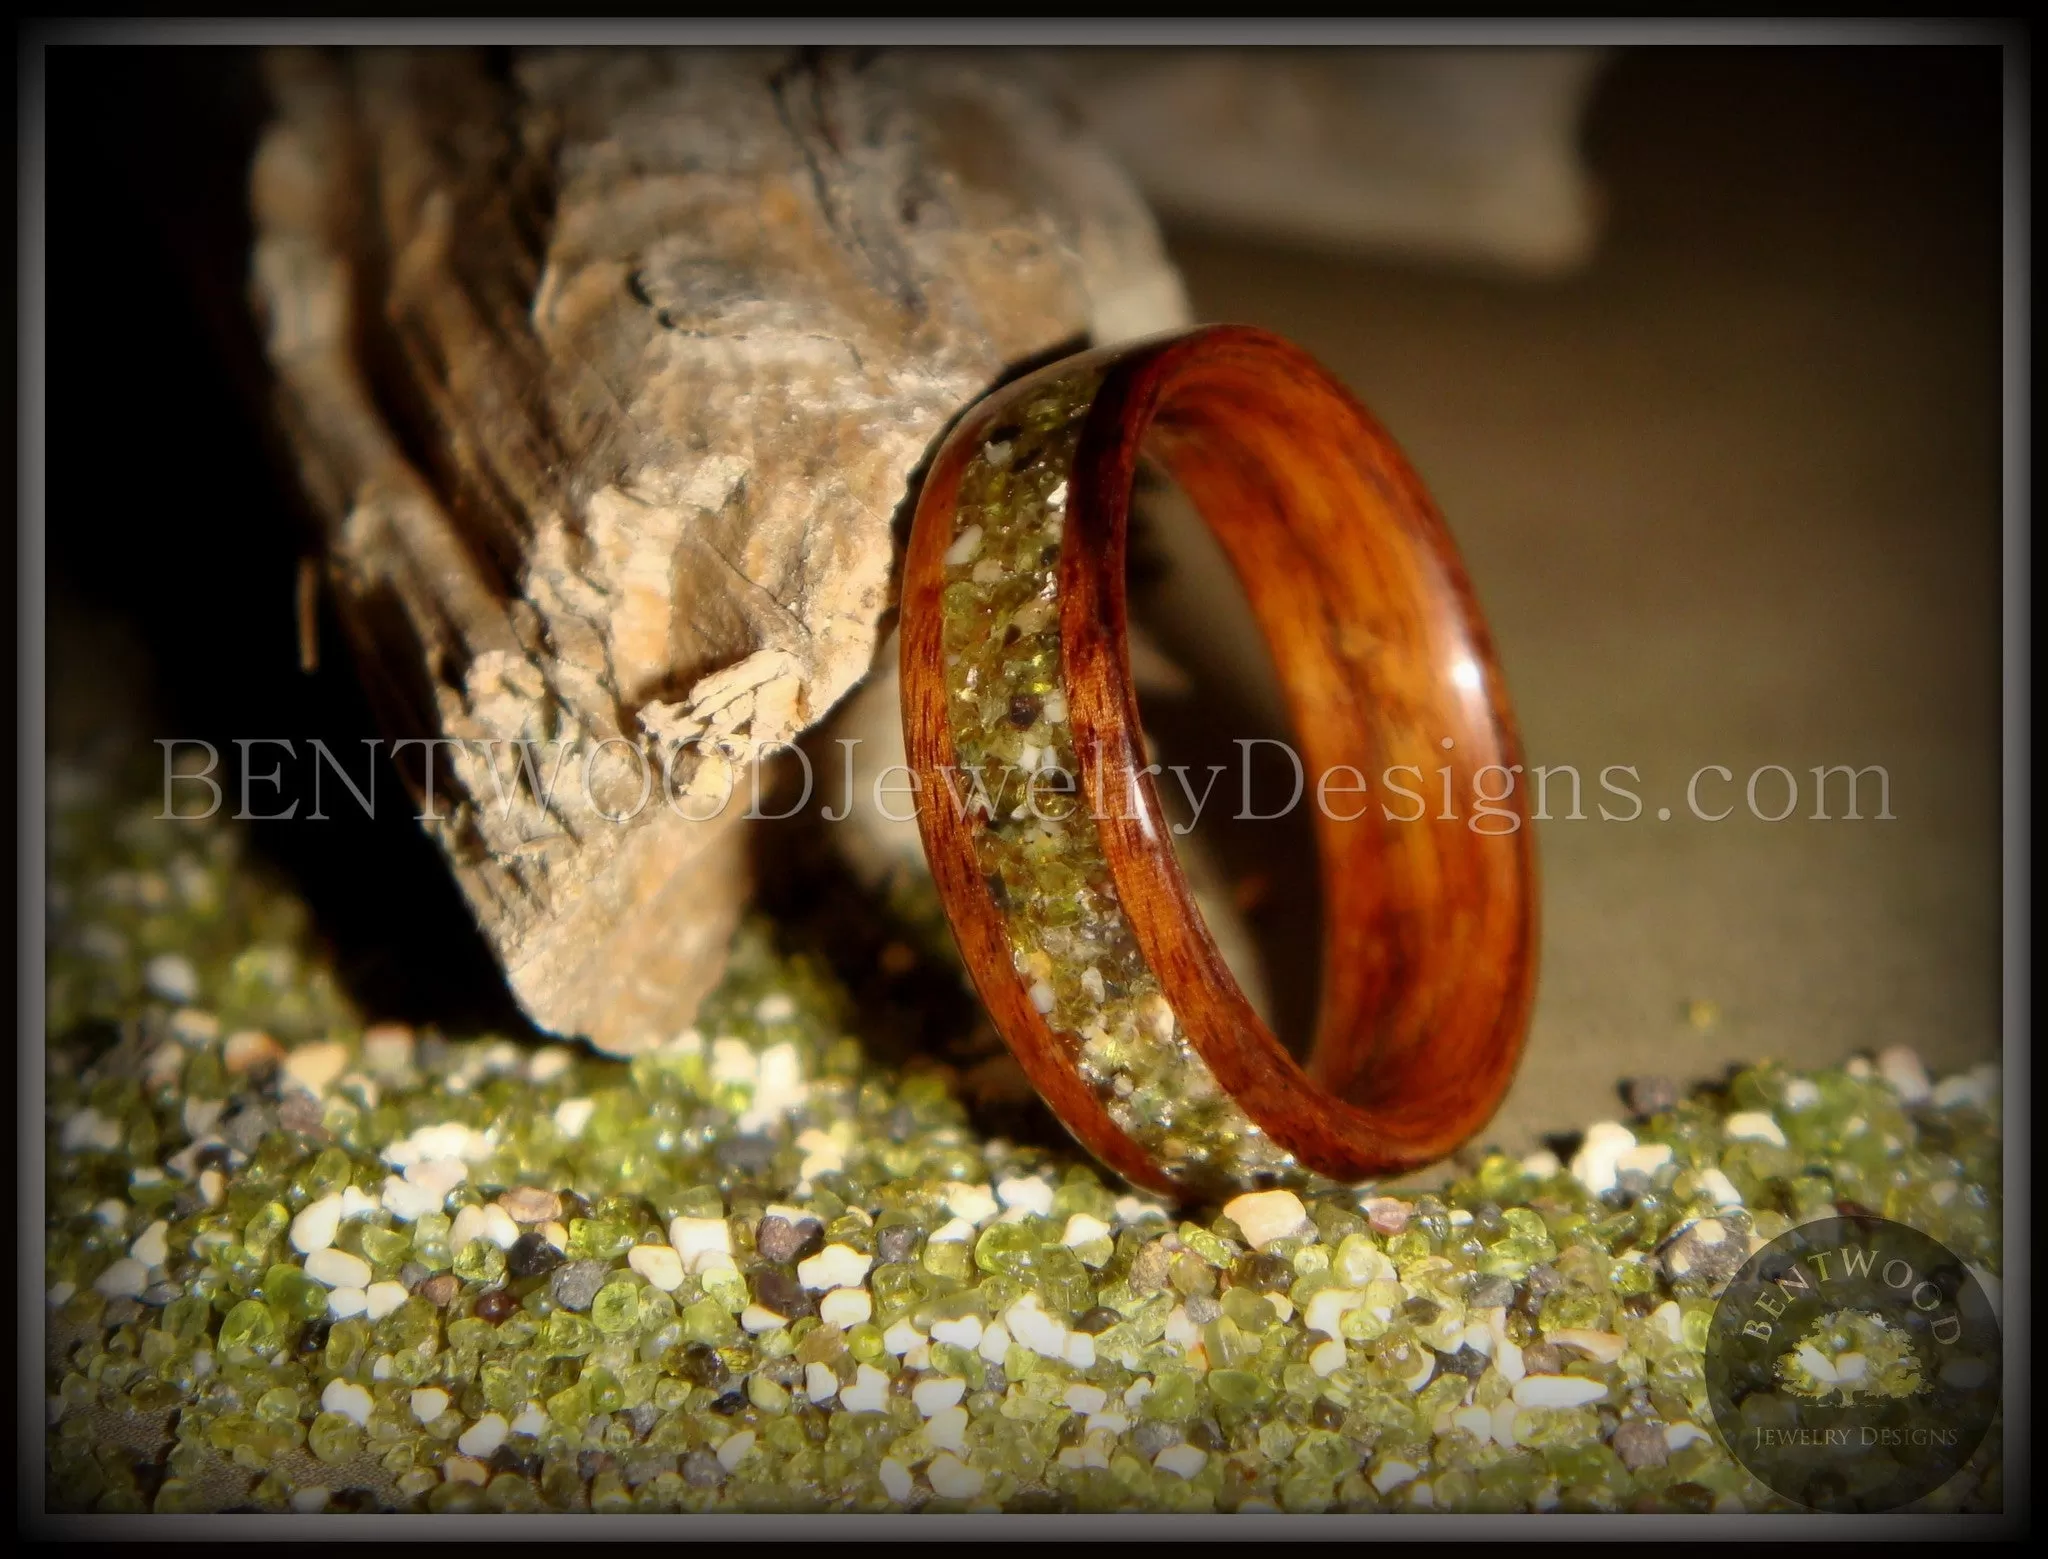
[43,44,2006,1158]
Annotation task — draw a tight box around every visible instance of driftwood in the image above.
[249,46,1190,1053]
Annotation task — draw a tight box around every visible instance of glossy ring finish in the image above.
[900,325,1537,1197]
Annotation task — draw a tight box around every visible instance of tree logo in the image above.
[1705,1215,2000,1512]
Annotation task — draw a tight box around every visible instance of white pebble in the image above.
[1520,1148,1562,1178]
[181,1096,223,1139]
[527,1046,572,1084]
[996,1175,1054,1217]
[1491,1327,1526,1384]
[628,1244,686,1291]
[1372,1458,1420,1494]
[716,1430,757,1470]
[1549,1328,1626,1364]
[669,1216,732,1271]
[371,1354,395,1381]
[553,1098,595,1138]
[129,1220,169,1268]
[47,1281,75,1306]
[1696,1168,1745,1209]
[144,954,198,1003]
[326,1287,369,1318]
[928,1217,976,1244]
[1453,1405,1495,1444]
[1005,1296,1069,1359]
[709,1038,758,1086]
[410,1387,450,1423]
[322,1379,374,1426]
[1064,1382,1108,1415]
[443,1455,489,1486]
[927,1452,985,1499]
[1782,1078,1822,1111]
[365,1281,408,1320]
[1403,1349,1435,1393]
[93,1198,128,1229]
[928,1404,971,1452]
[1305,1288,1365,1338]
[1931,1068,1995,1110]
[481,1204,519,1249]
[820,1288,873,1329]
[797,1243,872,1291]
[1061,1213,1112,1249]
[282,1040,349,1096]
[198,1169,225,1207]
[1665,1422,1711,1451]
[291,1488,330,1513]
[839,1364,892,1414]
[1651,1300,1686,1344]
[1221,1188,1310,1250]
[944,523,985,567]
[458,1412,509,1458]
[361,1024,415,1074]
[1492,1401,1522,1448]
[450,1204,489,1251]
[913,1376,967,1415]
[1513,1374,1608,1408]
[291,1194,343,1254]
[93,1258,148,1299]
[755,993,796,1023]
[930,1314,982,1349]
[740,1305,788,1334]
[339,1185,380,1222]
[1616,1142,1673,1178]
[511,1403,550,1437]
[380,1176,441,1222]
[978,1321,1012,1364]
[61,1108,123,1153]
[405,1158,468,1197]
[943,1183,999,1226]
[882,1317,925,1355]
[306,1248,372,1288]
[1310,1338,1348,1377]
[1570,1121,1638,1196]
[878,1456,914,1502]
[805,1362,840,1402]
[1028,980,1056,1013]
[1725,1111,1787,1147]
[1064,1331,1097,1368]
[1155,1445,1207,1479]
[1877,1046,1932,1104]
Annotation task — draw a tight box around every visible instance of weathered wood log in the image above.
[249,45,1190,1053]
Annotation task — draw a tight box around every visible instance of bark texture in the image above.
[248,46,1189,1052]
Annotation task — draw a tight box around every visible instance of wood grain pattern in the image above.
[904,325,1537,1191]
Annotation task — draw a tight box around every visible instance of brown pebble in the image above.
[1623,1075,1681,1118]
[419,1273,459,1307]
[1363,1197,1411,1236]
[755,1215,807,1265]
[276,1092,326,1135]
[223,1029,283,1074]
[1128,1241,1172,1296]
[498,1186,562,1224]
[475,1288,517,1323]
[1521,1342,1563,1375]
[878,942,918,976]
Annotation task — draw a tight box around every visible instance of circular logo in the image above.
[1705,1215,2001,1512]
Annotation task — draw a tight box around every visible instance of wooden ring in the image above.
[900,325,1537,1197]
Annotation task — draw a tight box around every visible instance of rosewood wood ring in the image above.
[900,324,1537,1198]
